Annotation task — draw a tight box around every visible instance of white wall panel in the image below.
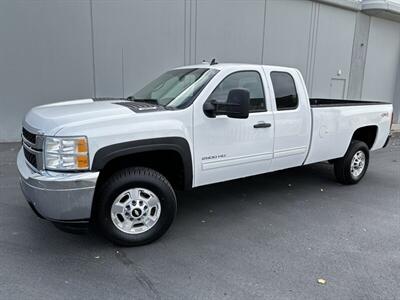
[0,0,94,141]
[195,0,265,64]
[311,4,357,98]
[0,0,399,141]
[362,17,400,102]
[263,0,313,78]
[92,0,185,98]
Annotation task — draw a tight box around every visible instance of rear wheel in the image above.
[94,167,177,246]
[334,140,369,185]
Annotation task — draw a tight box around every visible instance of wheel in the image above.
[334,140,369,185]
[93,167,177,246]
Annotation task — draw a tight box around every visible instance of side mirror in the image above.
[203,89,250,119]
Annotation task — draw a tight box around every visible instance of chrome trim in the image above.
[22,124,44,150]
[22,142,41,154]
[22,120,42,136]
[22,133,44,151]
[22,134,35,148]
[22,142,44,171]
[35,135,45,150]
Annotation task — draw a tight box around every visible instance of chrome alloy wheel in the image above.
[350,150,366,178]
[111,188,161,234]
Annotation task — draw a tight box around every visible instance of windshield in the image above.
[129,68,219,109]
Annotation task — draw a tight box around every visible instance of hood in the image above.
[23,99,133,135]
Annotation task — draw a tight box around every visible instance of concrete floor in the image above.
[0,137,399,300]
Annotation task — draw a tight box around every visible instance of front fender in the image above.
[91,137,193,189]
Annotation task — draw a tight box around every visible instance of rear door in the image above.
[193,66,274,187]
[263,67,312,171]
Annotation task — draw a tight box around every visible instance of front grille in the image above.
[22,126,43,170]
[22,127,36,144]
[23,147,37,168]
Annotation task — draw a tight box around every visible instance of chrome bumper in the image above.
[17,149,99,221]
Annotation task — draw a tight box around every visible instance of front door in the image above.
[193,67,274,187]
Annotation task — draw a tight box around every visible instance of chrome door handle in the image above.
[253,122,271,129]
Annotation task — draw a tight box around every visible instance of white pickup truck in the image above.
[18,63,393,246]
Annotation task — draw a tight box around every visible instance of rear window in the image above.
[270,72,298,111]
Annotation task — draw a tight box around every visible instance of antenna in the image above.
[210,58,218,65]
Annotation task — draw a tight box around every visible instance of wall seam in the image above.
[347,12,371,99]
[121,48,125,98]
[261,0,268,64]
[89,0,96,98]
[394,33,400,122]
[348,12,360,98]
[306,2,315,86]
[310,3,320,96]
[360,18,371,99]
[189,0,193,64]
[184,0,186,65]
[194,0,197,63]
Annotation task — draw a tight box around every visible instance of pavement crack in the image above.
[115,249,161,299]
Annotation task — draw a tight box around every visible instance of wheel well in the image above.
[96,150,187,191]
[351,126,377,149]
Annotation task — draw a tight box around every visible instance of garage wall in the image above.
[263,0,313,81]
[362,17,400,103]
[311,4,356,98]
[0,0,399,142]
[92,0,186,98]
[0,0,94,141]
[195,0,265,65]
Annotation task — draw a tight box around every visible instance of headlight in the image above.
[44,136,89,171]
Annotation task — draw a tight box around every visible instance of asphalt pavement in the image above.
[0,136,399,299]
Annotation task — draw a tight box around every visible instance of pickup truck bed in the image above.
[305,99,392,165]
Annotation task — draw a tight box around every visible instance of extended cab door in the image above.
[263,67,312,171]
[193,66,274,187]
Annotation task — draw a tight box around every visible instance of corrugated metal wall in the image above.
[0,0,399,141]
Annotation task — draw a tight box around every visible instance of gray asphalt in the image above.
[0,136,399,300]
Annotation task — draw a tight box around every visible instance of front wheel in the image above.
[93,167,177,246]
[334,140,369,185]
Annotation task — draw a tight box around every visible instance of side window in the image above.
[270,72,298,111]
[207,71,266,112]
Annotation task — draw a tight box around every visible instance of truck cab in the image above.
[18,63,393,246]
[193,64,312,186]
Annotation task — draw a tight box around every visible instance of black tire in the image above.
[334,140,369,185]
[93,167,177,246]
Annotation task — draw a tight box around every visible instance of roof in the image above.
[362,0,400,22]
[316,0,400,22]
